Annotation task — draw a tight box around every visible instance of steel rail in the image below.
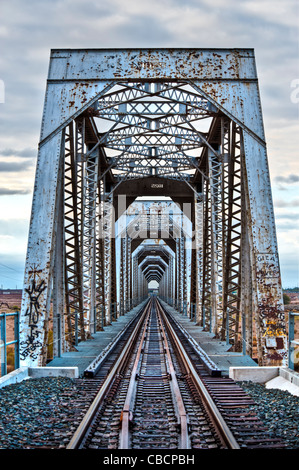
[156,299,240,449]
[156,307,190,449]
[119,301,190,449]
[160,305,221,376]
[66,299,152,449]
[119,306,152,448]
[84,300,149,377]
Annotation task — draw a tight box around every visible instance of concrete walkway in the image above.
[47,298,257,377]
[47,301,148,376]
[159,300,257,376]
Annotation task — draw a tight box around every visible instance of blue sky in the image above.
[0,0,298,288]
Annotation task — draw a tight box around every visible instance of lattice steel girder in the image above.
[146,275,161,282]
[138,253,169,267]
[142,264,165,277]
[140,258,168,274]
[144,268,163,278]
[20,48,286,367]
[136,245,170,263]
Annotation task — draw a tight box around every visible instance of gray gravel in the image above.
[0,377,78,449]
[0,377,298,449]
[238,381,299,449]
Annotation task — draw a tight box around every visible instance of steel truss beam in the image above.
[20,49,287,368]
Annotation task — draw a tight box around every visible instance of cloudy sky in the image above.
[0,0,298,289]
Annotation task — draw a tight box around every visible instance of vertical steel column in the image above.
[175,239,179,309]
[241,165,253,357]
[165,260,169,301]
[242,131,287,365]
[195,194,204,325]
[185,236,190,317]
[82,148,99,335]
[126,236,132,311]
[169,253,174,305]
[75,118,86,340]
[207,143,223,336]
[140,265,144,301]
[177,236,182,311]
[120,237,126,315]
[202,175,212,329]
[180,232,186,314]
[64,123,84,346]
[103,192,113,323]
[224,123,242,348]
[52,140,65,357]
[142,270,147,299]
[220,118,230,340]
[190,235,197,317]
[96,179,104,329]
[110,236,117,321]
[132,254,138,306]
[20,132,63,367]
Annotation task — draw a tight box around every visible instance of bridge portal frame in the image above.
[20,48,287,367]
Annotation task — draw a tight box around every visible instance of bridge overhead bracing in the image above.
[20,48,287,368]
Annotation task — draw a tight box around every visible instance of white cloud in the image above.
[242,0,299,28]
[0,195,32,220]
[0,0,298,287]
[275,174,299,185]
[274,199,299,208]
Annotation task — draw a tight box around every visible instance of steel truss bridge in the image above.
[20,48,287,368]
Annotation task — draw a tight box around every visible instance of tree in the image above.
[283,293,290,305]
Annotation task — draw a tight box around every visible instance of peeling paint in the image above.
[20,48,285,368]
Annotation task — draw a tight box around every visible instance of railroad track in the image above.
[65,297,286,450]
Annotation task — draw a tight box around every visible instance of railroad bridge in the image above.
[20,48,287,369]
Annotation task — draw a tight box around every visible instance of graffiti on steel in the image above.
[20,276,46,361]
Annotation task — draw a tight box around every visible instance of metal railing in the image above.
[0,311,20,377]
[158,297,248,355]
[288,311,299,370]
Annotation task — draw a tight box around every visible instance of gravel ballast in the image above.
[0,377,79,449]
[238,381,299,449]
[0,377,298,449]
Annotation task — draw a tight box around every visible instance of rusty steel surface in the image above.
[48,48,256,80]
[20,48,287,369]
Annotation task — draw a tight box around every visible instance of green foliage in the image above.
[283,293,291,305]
